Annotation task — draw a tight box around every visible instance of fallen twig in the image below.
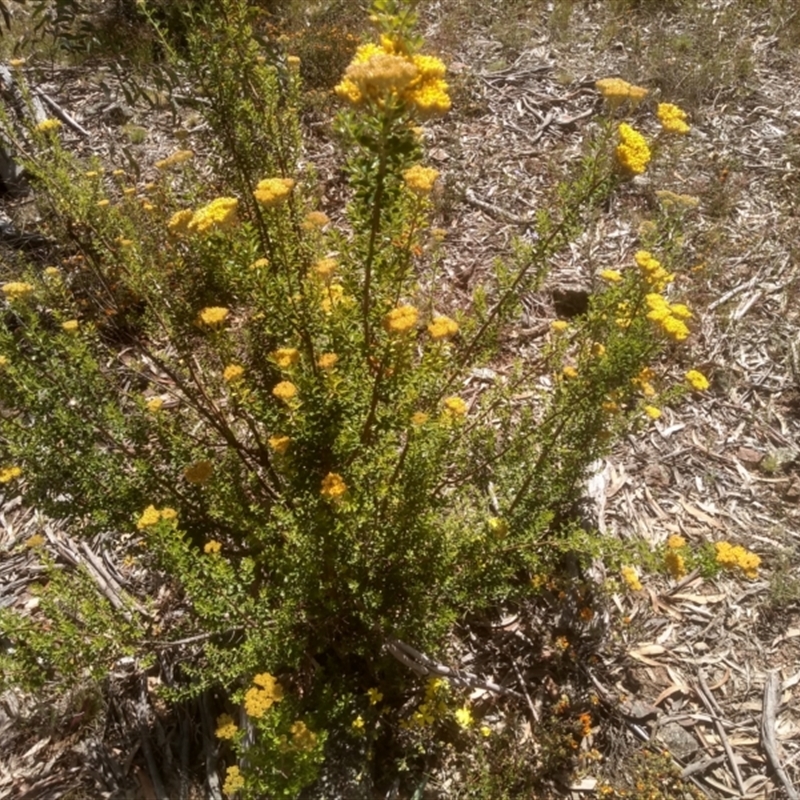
[761,669,799,800]
[385,637,523,699]
[695,670,746,796]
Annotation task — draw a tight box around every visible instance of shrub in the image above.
[0,0,705,794]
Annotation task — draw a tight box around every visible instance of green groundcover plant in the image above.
[0,0,710,795]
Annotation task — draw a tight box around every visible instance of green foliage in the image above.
[0,1,703,795]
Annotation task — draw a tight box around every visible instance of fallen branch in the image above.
[385,637,523,699]
[761,669,799,800]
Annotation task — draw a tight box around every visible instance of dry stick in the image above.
[385,637,523,700]
[695,670,746,796]
[137,678,168,800]
[34,89,91,137]
[761,669,800,800]
[511,660,540,722]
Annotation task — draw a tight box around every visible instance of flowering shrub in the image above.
[0,0,710,795]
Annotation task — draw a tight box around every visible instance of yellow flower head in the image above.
[136,505,162,529]
[352,715,365,732]
[551,320,569,333]
[272,381,298,402]
[667,534,686,549]
[222,766,245,796]
[271,347,300,369]
[620,565,642,591]
[615,123,651,175]
[36,118,62,134]
[61,319,79,334]
[184,460,213,485]
[367,687,383,705]
[427,315,458,340]
[250,257,270,270]
[314,258,337,281]
[715,541,760,579]
[321,283,346,313]
[643,405,661,420]
[384,305,419,334]
[2,282,35,301]
[337,52,418,105]
[198,306,229,327]
[290,720,318,752]
[411,411,429,426]
[188,197,239,235]
[302,211,330,230]
[321,472,347,501]
[403,164,440,196]
[167,209,194,236]
[685,369,709,391]
[454,706,473,728]
[665,549,686,579]
[96,199,110,208]
[657,103,690,135]
[600,269,622,283]
[442,396,467,417]
[562,365,578,379]
[268,435,291,455]
[223,364,244,382]
[204,540,222,554]
[146,397,164,412]
[214,713,237,739]
[155,149,194,170]
[317,352,339,370]
[253,177,295,208]
[595,78,648,108]
[0,465,22,483]
[660,316,690,342]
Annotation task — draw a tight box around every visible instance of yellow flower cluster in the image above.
[715,541,760,579]
[244,672,284,718]
[0,465,22,483]
[685,369,709,391]
[403,164,440,196]
[272,381,298,402]
[600,269,622,283]
[321,472,347,501]
[645,294,691,342]
[61,319,79,334]
[335,41,450,119]
[187,197,239,235]
[198,306,229,327]
[268,435,291,454]
[317,352,339,370]
[35,118,62,133]
[657,103,690,135]
[223,364,244,382]
[665,536,687,578]
[290,720,318,752]
[222,765,245,796]
[314,258,337,281]
[643,405,661,420]
[166,209,192,236]
[442,396,467,418]
[253,177,295,208]
[620,565,642,591]
[321,283,347,313]
[184,460,213,485]
[427,315,458,339]
[454,706,473,728]
[214,713,237,739]
[384,304,418,334]
[2,282,35,300]
[404,676,449,729]
[136,505,177,529]
[595,77,648,108]
[302,211,330,230]
[615,123,651,175]
[155,149,194,170]
[146,397,164,412]
[271,347,300,369]
[204,540,221,554]
[635,251,675,291]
